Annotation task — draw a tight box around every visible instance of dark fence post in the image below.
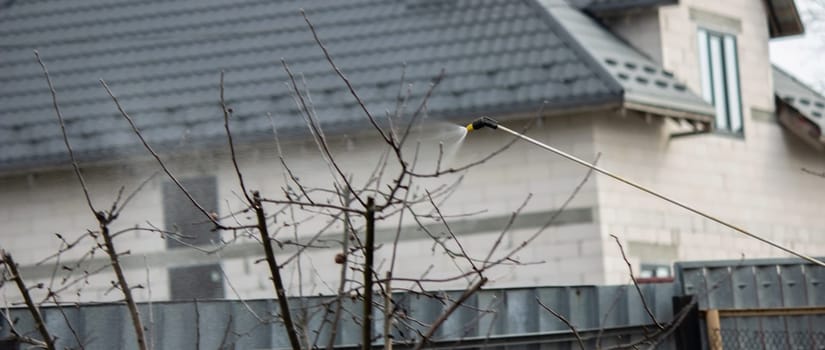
[672,295,702,350]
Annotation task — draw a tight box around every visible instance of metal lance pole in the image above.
[465,117,825,267]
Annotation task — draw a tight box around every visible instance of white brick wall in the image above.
[594,115,825,285]
[0,115,606,304]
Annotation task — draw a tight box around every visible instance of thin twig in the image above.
[802,167,825,178]
[34,50,96,218]
[220,71,253,205]
[425,191,480,275]
[536,298,585,350]
[50,293,86,350]
[412,277,487,350]
[281,59,366,209]
[268,114,315,205]
[300,9,391,145]
[609,234,664,330]
[100,79,226,230]
[326,190,354,350]
[114,171,160,217]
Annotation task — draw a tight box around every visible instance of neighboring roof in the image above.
[772,65,825,145]
[0,0,709,172]
[569,0,677,13]
[764,0,805,38]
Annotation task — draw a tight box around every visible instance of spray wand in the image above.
[465,117,825,267]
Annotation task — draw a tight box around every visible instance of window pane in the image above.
[709,35,728,130]
[163,177,219,248]
[697,30,713,103]
[169,264,225,300]
[723,36,742,132]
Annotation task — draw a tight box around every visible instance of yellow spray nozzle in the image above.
[466,117,499,132]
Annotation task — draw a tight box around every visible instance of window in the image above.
[162,177,219,248]
[639,264,671,278]
[698,28,743,133]
[163,177,224,300]
[169,264,225,300]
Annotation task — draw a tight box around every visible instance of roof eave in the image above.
[764,0,805,38]
[623,93,715,123]
[776,98,825,151]
[584,0,678,15]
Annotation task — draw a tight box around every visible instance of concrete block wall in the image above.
[658,0,775,130]
[602,9,664,64]
[593,114,825,285]
[0,114,606,304]
[590,0,816,284]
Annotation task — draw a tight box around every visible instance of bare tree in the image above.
[0,11,604,350]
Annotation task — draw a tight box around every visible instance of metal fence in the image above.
[4,257,825,349]
[1,284,678,350]
[676,257,825,350]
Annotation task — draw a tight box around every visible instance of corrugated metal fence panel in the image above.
[0,284,677,349]
[675,257,825,349]
[675,257,825,310]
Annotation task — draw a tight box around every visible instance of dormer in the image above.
[581,0,804,137]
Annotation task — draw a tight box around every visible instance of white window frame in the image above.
[698,28,743,134]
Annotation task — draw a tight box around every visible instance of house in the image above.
[1,0,823,303]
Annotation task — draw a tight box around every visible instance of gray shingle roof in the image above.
[540,0,713,116]
[0,0,708,171]
[773,65,825,133]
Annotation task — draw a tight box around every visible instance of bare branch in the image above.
[220,71,254,205]
[34,50,97,218]
[251,190,302,350]
[412,277,487,350]
[609,234,664,330]
[300,9,391,145]
[113,171,160,217]
[281,58,366,209]
[536,298,585,350]
[802,167,825,178]
[3,251,56,350]
[100,79,228,230]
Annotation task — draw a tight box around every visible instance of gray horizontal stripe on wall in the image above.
[751,108,777,122]
[17,207,592,280]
